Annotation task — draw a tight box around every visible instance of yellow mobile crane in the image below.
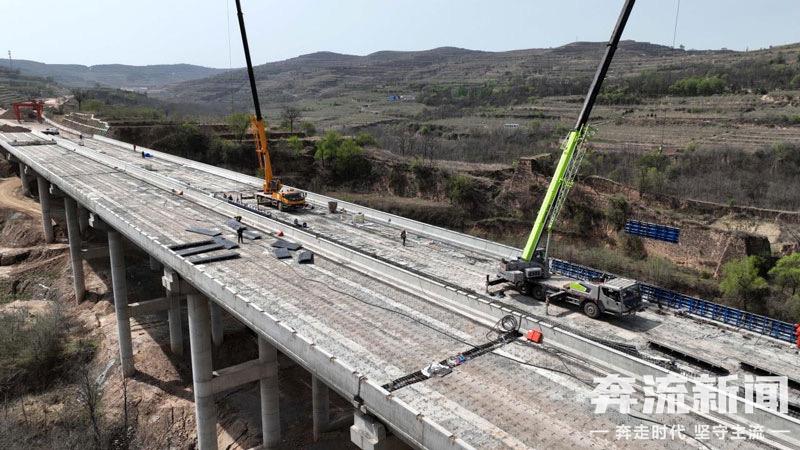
[235,0,307,211]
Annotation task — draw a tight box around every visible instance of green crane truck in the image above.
[487,0,642,319]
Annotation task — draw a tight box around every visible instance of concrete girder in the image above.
[209,359,274,395]
[80,245,110,260]
[127,296,170,317]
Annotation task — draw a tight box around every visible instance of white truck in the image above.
[488,250,641,318]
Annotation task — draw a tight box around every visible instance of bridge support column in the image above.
[259,337,281,448]
[210,303,223,348]
[162,268,186,356]
[188,292,217,450]
[78,205,89,237]
[312,375,330,441]
[109,230,134,377]
[19,164,31,196]
[168,290,183,355]
[64,197,85,301]
[36,176,54,243]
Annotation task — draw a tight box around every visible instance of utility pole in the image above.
[8,50,12,70]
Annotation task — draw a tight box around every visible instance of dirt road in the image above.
[0,177,40,217]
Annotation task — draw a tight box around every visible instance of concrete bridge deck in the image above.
[1,122,798,450]
[77,129,800,382]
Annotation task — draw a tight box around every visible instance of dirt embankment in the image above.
[484,156,785,274]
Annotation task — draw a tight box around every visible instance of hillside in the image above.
[0,67,67,108]
[157,40,796,107]
[11,60,227,90]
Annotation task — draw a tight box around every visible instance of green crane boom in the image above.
[520,0,636,262]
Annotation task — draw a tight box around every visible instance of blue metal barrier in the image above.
[549,259,798,344]
[624,220,680,244]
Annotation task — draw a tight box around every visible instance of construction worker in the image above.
[400,229,407,246]
[237,226,245,244]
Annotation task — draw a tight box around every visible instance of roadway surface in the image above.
[2,121,797,449]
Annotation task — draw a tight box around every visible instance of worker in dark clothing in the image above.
[237,226,245,244]
[400,229,407,246]
[141,151,145,158]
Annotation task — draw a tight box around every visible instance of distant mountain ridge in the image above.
[9,60,228,89]
[154,40,722,105]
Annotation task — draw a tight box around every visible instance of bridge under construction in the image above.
[0,116,798,450]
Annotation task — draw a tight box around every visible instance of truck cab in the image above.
[570,277,641,318]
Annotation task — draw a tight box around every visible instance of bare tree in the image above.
[72,89,87,111]
[76,368,102,448]
[280,106,301,132]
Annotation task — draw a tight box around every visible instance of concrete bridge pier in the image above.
[108,229,135,377]
[161,268,185,355]
[210,303,224,348]
[259,338,281,448]
[78,205,89,237]
[64,197,85,301]
[187,292,217,450]
[168,290,184,355]
[312,375,330,441]
[36,176,54,243]
[19,163,31,196]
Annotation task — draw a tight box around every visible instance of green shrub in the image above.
[619,233,647,260]
[446,174,486,214]
[769,252,800,295]
[300,121,316,136]
[314,131,371,184]
[669,76,726,96]
[287,135,303,154]
[0,304,94,397]
[606,195,630,230]
[720,256,769,312]
[314,131,343,168]
[355,132,377,147]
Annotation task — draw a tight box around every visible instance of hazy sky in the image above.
[3,0,799,68]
